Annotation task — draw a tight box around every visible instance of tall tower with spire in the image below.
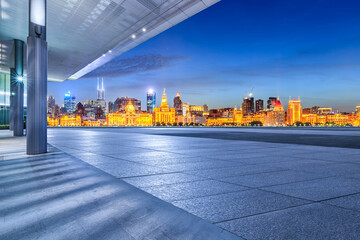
[97,77,105,101]
[160,88,169,107]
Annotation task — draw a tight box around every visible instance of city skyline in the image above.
[48,0,360,111]
[48,83,360,114]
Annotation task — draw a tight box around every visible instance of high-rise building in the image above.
[242,97,254,114]
[64,91,76,113]
[287,99,302,125]
[83,100,106,118]
[203,104,209,113]
[108,101,114,113]
[267,97,277,110]
[255,99,264,112]
[47,94,55,113]
[173,92,183,115]
[97,77,105,101]
[356,106,360,114]
[147,89,156,112]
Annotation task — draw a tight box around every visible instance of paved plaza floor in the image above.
[2,127,360,239]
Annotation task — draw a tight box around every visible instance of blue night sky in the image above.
[48,0,360,112]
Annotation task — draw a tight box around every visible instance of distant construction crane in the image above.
[248,87,254,97]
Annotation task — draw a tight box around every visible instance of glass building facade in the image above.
[64,91,76,113]
[147,90,156,112]
[0,73,27,126]
[0,73,10,125]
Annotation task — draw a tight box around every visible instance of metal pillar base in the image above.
[26,36,47,155]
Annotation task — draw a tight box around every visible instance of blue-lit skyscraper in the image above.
[147,89,156,112]
[64,91,76,113]
[97,77,105,101]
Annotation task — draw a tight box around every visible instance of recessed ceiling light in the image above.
[131,34,136,39]
[142,27,146,32]
[102,54,105,57]
[108,50,112,53]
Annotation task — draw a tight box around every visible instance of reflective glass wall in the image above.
[0,73,10,125]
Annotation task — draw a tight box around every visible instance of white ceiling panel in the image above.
[0,0,221,81]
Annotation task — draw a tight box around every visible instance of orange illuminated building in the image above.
[327,114,348,125]
[302,114,318,125]
[264,98,285,126]
[287,99,302,125]
[106,101,153,126]
[242,112,265,125]
[83,120,102,127]
[206,117,234,126]
[233,107,243,125]
[60,115,82,126]
[153,89,176,124]
[47,117,59,127]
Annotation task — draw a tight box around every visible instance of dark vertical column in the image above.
[10,40,25,136]
[27,0,47,154]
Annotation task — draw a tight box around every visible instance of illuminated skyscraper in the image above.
[47,94,55,113]
[242,97,254,114]
[256,99,264,112]
[97,78,105,101]
[147,89,156,112]
[64,91,76,113]
[287,99,302,125]
[174,92,183,115]
[357,106,360,114]
[267,97,277,110]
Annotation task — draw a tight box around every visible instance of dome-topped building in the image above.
[125,101,135,113]
[106,99,152,126]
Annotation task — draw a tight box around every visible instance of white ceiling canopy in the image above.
[0,0,220,82]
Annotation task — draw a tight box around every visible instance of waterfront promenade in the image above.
[2,127,360,239]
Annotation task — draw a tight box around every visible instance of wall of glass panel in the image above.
[0,73,10,125]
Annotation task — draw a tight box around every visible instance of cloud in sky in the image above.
[83,54,185,78]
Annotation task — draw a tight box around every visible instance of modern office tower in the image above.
[173,92,183,115]
[357,106,360,114]
[97,78,105,101]
[83,100,106,117]
[203,104,209,113]
[317,107,332,115]
[64,91,76,113]
[287,99,302,125]
[47,94,55,113]
[108,101,114,113]
[51,104,61,118]
[267,97,277,110]
[256,99,264,112]
[147,89,156,112]
[242,97,254,114]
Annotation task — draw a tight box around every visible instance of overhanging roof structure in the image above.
[0,0,220,82]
